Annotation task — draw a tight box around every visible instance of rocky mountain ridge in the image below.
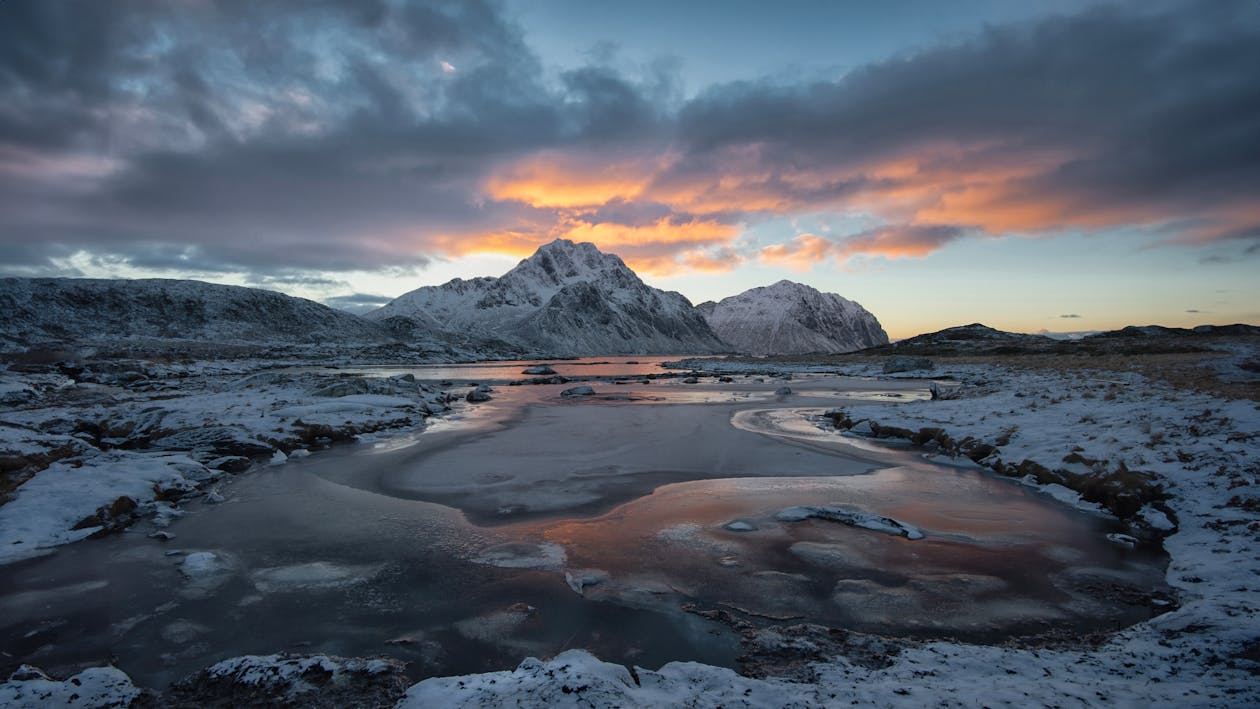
[0,278,396,350]
[697,280,888,355]
[366,239,727,356]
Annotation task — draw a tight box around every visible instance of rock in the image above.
[561,386,595,397]
[1106,533,1138,548]
[883,356,934,373]
[205,489,226,504]
[775,386,792,396]
[682,377,699,384]
[151,426,275,458]
[719,376,734,383]
[776,505,924,540]
[522,365,557,375]
[724,520,757,532]
[72,495,139,537]
[165,654,410,709]
[206,456,252,474]
[564,568,610,595]
[150,531,175,541]
[526,375,570,385]
[465,388,492,402]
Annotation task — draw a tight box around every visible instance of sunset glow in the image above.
[1,0,1256,337]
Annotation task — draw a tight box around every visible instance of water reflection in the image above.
[0,359,1170,690]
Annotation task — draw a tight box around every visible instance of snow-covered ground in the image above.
[3,356,1258,706]
[395,359,1259,706]
[0,360,451,565]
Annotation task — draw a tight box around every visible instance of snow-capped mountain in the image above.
[698,280,888,355]
[0,278,398,349]
[367,240,726,355]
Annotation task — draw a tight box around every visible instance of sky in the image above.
[1,0,1257,338]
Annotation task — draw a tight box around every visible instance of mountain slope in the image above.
[0,278,397,348]
[699,280,888,355]
[367,240,725,355]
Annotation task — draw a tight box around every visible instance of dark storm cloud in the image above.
[0,0,591,274]
[669,0,1260,243]
[1,0,1257,278]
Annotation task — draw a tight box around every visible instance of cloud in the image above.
[1,0,1257,283]
[670,0,1260,242]
[759,226,965,268]
[433,216,740,275]
[1059,314,1082,319]
[759,234,835,271]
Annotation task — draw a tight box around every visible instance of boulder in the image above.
[465,384,494,403]
[561,386,595,397]
[206,456,253,474]
[522,365,558,375]
[883,356,934,373]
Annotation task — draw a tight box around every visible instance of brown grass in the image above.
[764,350,1260,402]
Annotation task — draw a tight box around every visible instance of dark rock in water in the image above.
[883,356,934,373]
[526,375,570,385]
[522,365,557,375]
[929,382,962,400]
[561,385,595,397]
[163,654,410,709]
[718,376,734,383]
[682,377,699,384]
[775,386,792,396]
[465,385,493,403]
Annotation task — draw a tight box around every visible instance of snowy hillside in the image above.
[368,240,726,355]
[0,278,398,349]
[699,280,888,355]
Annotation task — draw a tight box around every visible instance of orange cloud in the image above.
[557,218,740,275]
[758,226,964,268]
[834,225,963,259]
[484,151,663,209]
[466,136,1252,276]
[677,247,746,273]
[558,217,734,248]
[427,217,741,276]
[759,234,834,271]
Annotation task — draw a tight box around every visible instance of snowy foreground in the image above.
[0,360,451,566]
[3,358,1259,706]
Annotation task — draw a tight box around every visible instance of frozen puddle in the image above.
[250,561,386,593]
[0,365,1171,688]
[516,471,1169,639]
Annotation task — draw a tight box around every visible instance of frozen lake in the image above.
[0,357,1170,688]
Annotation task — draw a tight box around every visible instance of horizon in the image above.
[5,240,1251,342]
[2,1,1258,339]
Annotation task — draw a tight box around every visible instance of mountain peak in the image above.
[701,280,888,355]
[366,240,723,356]
[505,239,633,296]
